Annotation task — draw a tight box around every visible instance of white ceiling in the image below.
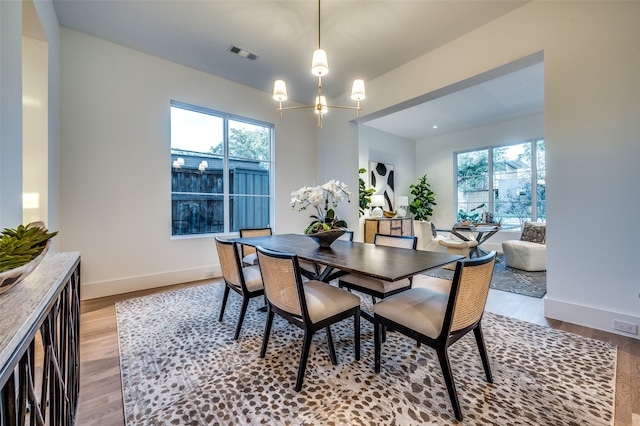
[51,0,542,140]
[362,59,544,140]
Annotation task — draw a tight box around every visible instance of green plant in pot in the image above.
[409,173,436,221]
[358,168,375,218]
[409,174,437,251]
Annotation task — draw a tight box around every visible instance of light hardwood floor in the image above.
[76,279,640,425]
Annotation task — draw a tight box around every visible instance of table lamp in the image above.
[396,196,409,218]
[371,195,384,218]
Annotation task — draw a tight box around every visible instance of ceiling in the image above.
[51,0,542,140]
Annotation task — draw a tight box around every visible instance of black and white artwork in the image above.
[370,161,395,211]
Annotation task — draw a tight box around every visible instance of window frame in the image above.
[170,100,275,238]
[453,138,545,229]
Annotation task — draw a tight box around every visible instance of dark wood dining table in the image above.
[231,233,464,283]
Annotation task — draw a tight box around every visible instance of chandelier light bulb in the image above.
[311,49,329,76]
[273,80,288,101]
[351,79,366,101]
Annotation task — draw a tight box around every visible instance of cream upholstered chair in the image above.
[238,227,272,266]
[438,238,479,270]
[215,237,264,340]
[373,251,497,421]
[338,233,417,322]
[501,222,546,271]
[414,221,448,252]
[256,246,361,392]
[299,230,354,279]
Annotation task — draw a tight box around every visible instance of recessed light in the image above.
[432,125,438,129]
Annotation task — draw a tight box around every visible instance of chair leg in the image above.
[374,319,381,373]
[436,346,463,421]
[295,331,314,392]
[473,324,493,383]
[326,326,337,365]
[354,308,360,361]
[218,285,230,322]
[260,309,274,358]
[233,296,250,340]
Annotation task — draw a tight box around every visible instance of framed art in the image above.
[369,161,395,211]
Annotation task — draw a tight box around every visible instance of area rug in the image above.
[426,254,547,298]
[116,282,615,426]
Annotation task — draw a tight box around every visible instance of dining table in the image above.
[231,233,464,283]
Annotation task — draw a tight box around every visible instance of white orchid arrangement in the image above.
[290,180,352,234]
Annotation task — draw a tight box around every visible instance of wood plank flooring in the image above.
[76,279,640,425]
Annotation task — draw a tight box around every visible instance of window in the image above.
[170,101,273,236]
[455,139,545,228]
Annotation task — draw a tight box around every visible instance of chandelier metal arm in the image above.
[317,0,321,50]
[276,104,362,112]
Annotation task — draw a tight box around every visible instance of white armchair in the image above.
[413,221,447,252]
[501,222,546,271]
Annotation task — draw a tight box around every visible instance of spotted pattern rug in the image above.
[426,254,547,298]
[116,282,616,425]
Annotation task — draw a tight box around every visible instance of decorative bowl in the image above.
[307,229,346,248]
[0,241,50,295]
[383,211,397,218]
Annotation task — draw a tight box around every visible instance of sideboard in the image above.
[0,252,81,425]
[364,217,413,243]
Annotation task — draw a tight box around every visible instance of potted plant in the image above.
[409,173,437,250]
[358,168,375,217]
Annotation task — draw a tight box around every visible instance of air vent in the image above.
[228,45,259,61]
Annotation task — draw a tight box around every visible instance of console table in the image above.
[364,217,413,243]
[0,252,81,425]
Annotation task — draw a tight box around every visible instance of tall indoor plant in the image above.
[409,173,436,221]
[409,173,437,251]
[358,168,375,217]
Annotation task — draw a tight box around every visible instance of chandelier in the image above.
[272,0,366,127]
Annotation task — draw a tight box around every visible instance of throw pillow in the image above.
[430,222,438,238]
[520,222,546,244]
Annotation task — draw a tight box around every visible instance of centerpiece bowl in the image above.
[0,241,50,295]
[307,229,346,248]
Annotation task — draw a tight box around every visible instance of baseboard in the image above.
[81,265,222,300]
[545,297,640,340]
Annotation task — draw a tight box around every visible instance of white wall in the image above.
[414,113,544,253]
[59,29,316,299]
[0,1,24,228]
[1,0,60,243]
[320,2,640,339]
[22,35,48,225]
[31,0,61,250]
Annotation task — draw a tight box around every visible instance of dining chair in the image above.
[238,227,272,266]
[338,233,417,322]
[299,230,354,280]
[215,237,265,340]
[256,245,361,392]
[373,251,497,421]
